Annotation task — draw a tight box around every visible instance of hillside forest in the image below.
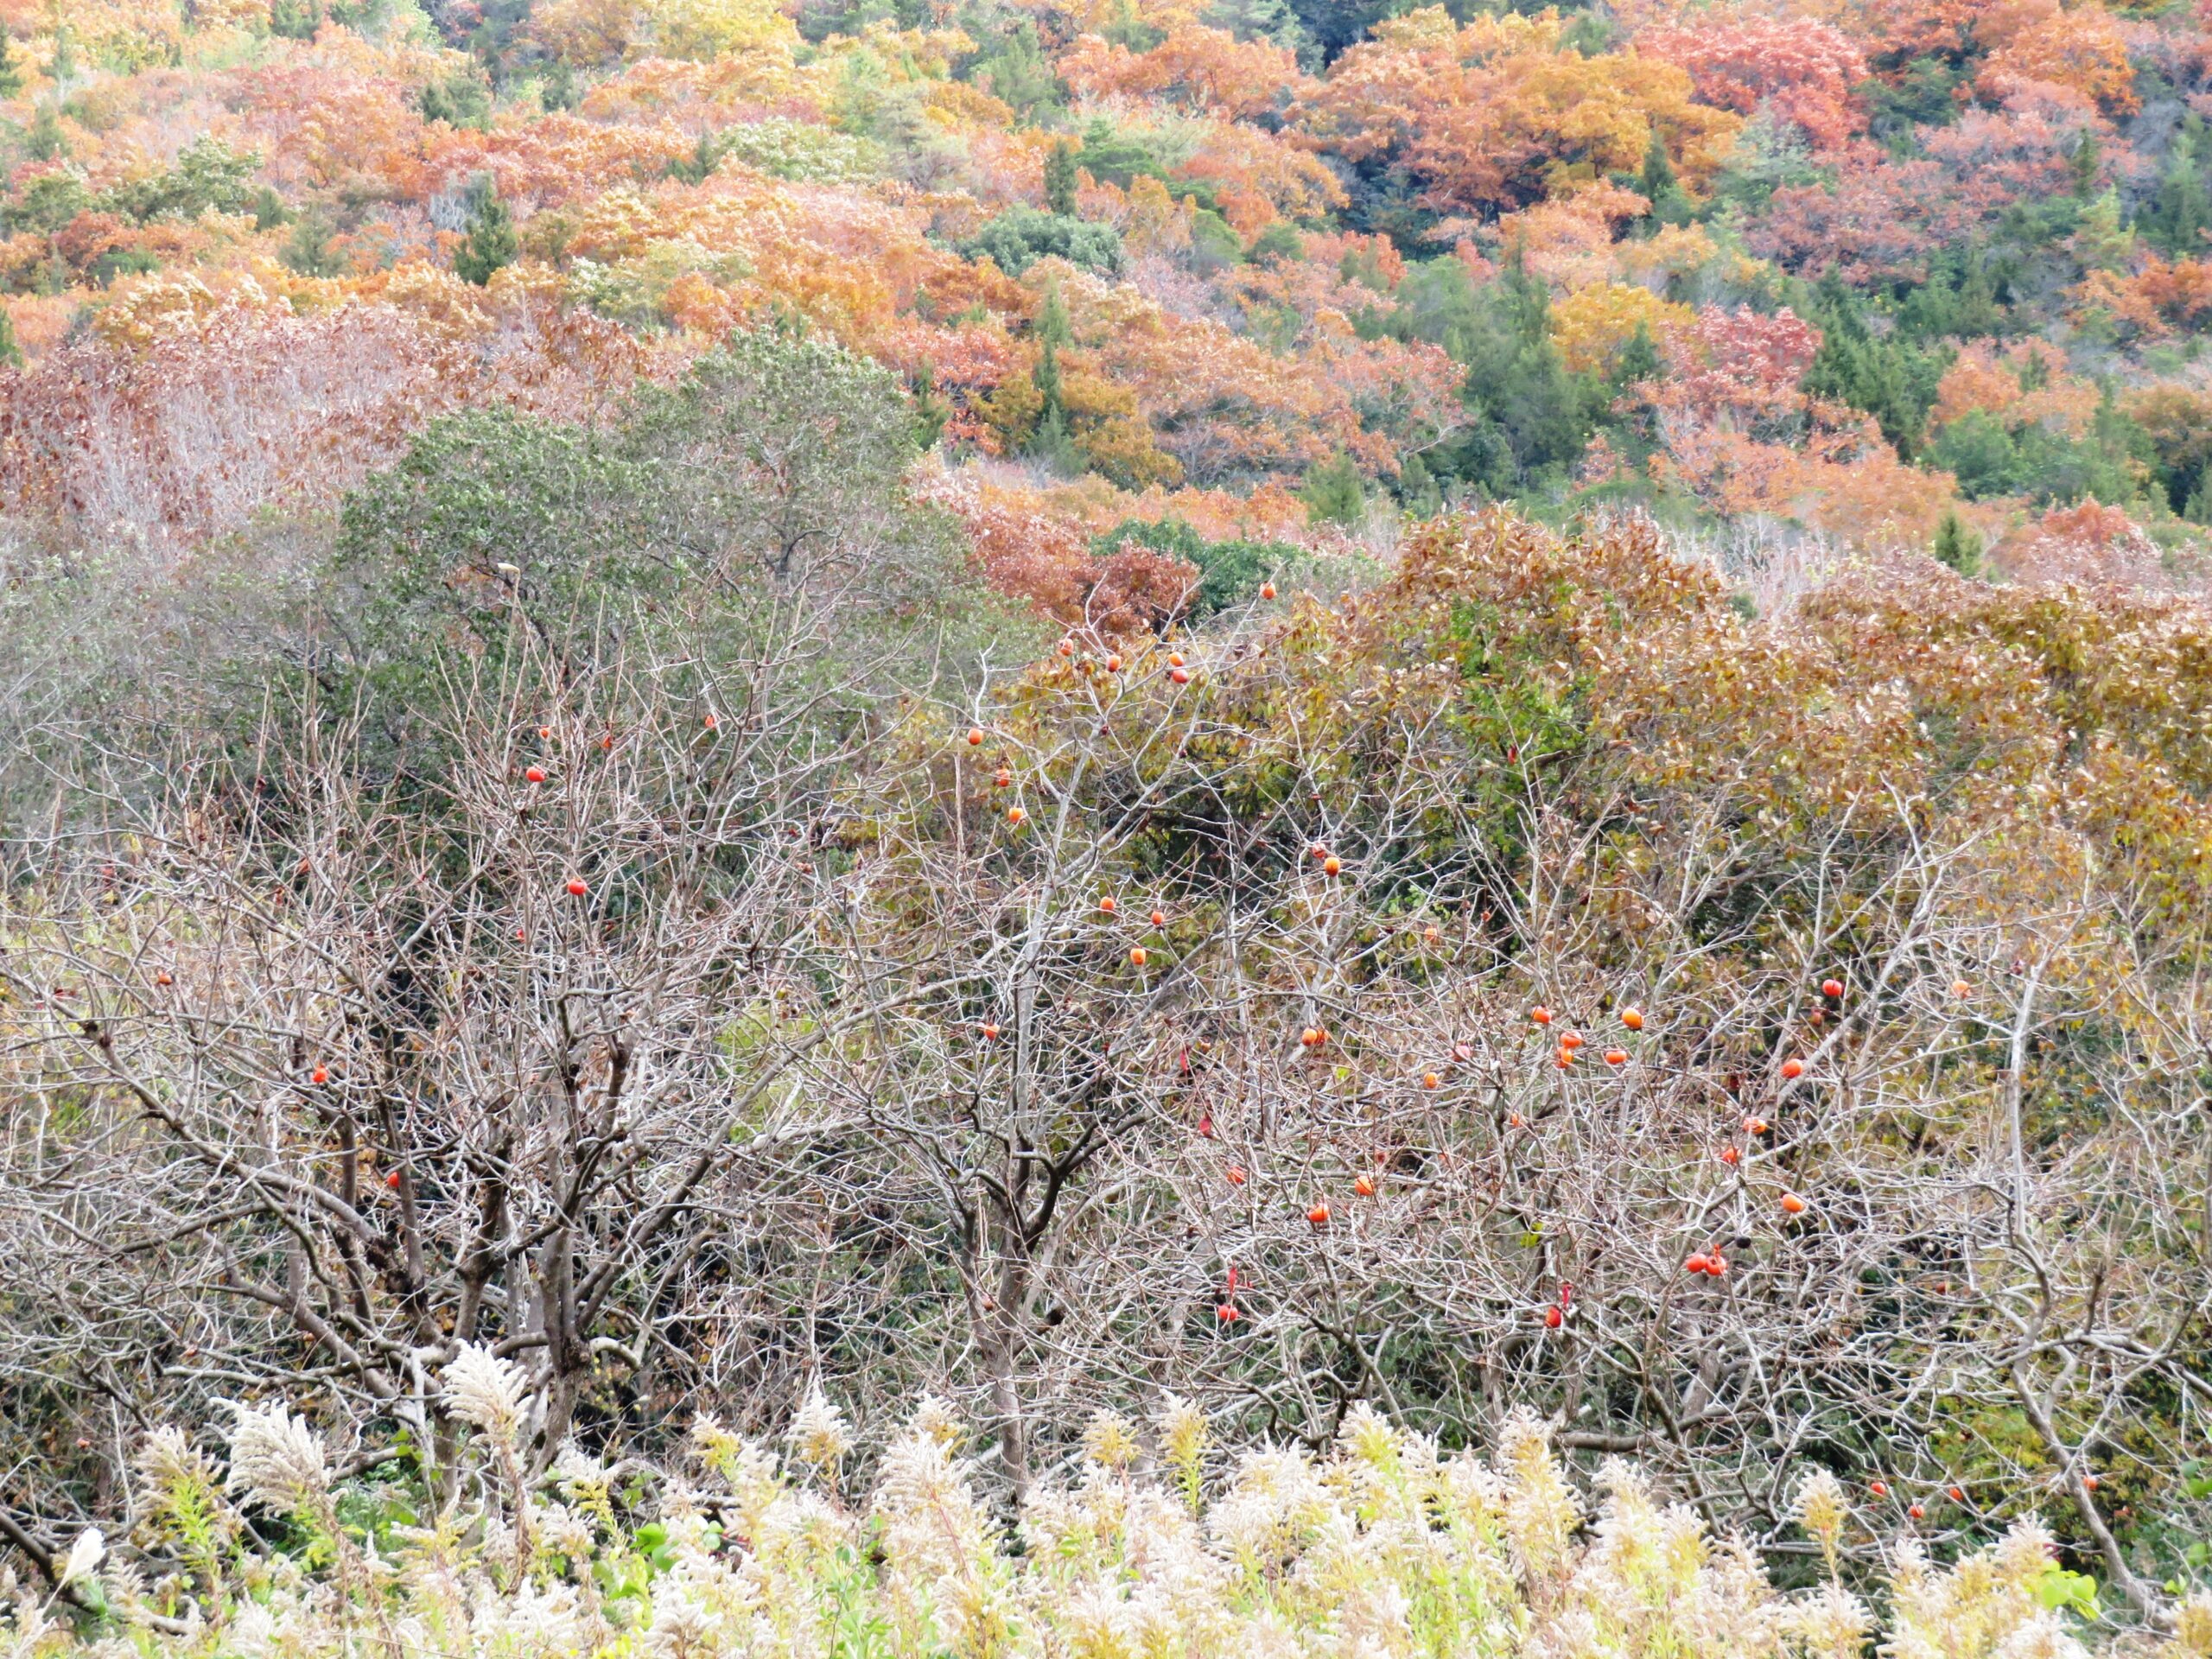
[1,0,2211,1655]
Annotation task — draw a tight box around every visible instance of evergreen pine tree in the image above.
[2186,474,2212,526]
[1300,453,1365,525]
[1637,130,1690,226]
[26,100,65,162]
[269,0,324,36]
[1612,321,1662,391]
[1027,280,1077,467]
[0,303,20,371]
[1955,257,2001,337]
[2070,130,2101,196]
[2071,188,2133,272]
[1932,511,1986,578]
[2140,120,2209,256]
[911,363,950,451]
[1396,451,1442,518]
[454,187,518,286]
[283,208,345,277]
[1803,270,1948,457]
[250,185,290,232]
[542,59,579,114]
[1044,140,1079,217]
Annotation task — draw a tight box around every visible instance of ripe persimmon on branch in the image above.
[2,506,2207,1615]
[0,327,1020,1522]
[793,511,2212,1593]
[0,645,874,1493]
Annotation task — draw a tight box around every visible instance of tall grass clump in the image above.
[6,1357,2204,1659]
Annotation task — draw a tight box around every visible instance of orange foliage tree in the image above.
[1057,24,1313,119]
[1975,5,2139,114]
[1297,8,1738,213]
[1640,307,1953,547]
[1634,13,1870,151]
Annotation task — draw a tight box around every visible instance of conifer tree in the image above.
[454,186,518,287]
[1301,453,1365,525]
[1028,280,1077,468]
[1044,140,1079,217]
[1933,511,1986,578]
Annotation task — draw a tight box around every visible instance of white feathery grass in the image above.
[56,1532,103,1589]
[0,1402,2154,1659]
[219,1402,328,1517]
[441,1344,532,1448]
[785,1382,852,1479]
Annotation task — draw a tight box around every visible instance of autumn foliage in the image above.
[1,0,2211,1628]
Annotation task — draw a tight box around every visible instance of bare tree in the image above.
[4,507,2206,1618]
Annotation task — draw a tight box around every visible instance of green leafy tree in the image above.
[420,70,493,130]
[540,58,579,113]
[1246,220,1303,265]
[1932,511,1986,577]
[1044,139,1078,216]
[1712,106,1820,214]
[1927,411,2020,499]
[1395,451,1443,518]
[102,136,260,224]
[268,0,323,39]
[7,170,91,237]
[1638,129,1693,227]
[282,208,346,277]
[0,33,22,99]
[959,207,1122,276]
[969,20,1063,120]
[454,184,518,286]
[1300,453,1366,526]
[25,101,66,162]
[2138,118,2209,257]
[1095,518,1311,613]
[328,330,995,785]
[1802,272,1951,457]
